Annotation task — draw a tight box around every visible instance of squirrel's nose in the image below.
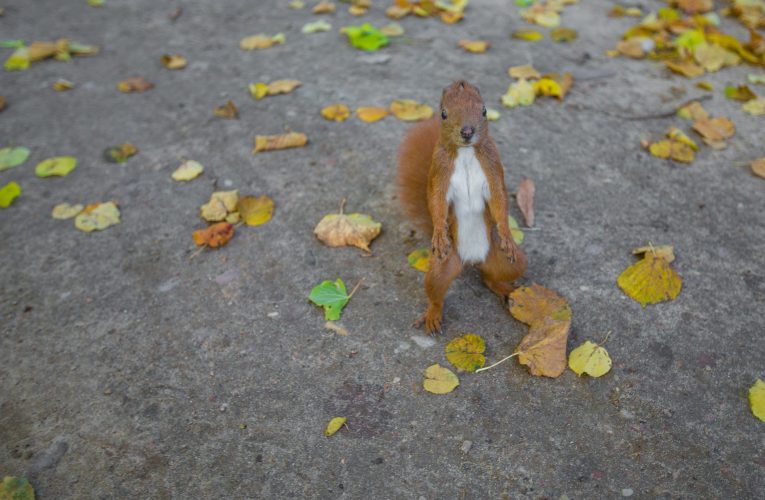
[460,126,475,140]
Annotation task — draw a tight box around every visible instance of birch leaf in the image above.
[423,364,459,394]
[445,334,486,372]
[569,341,612,377]
[238,195,274,226]
[617,252,682,306]
[324,417,347,437]
[314,208,381,252]
[35,156,77,177]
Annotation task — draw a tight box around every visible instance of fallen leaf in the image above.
[74,201,121,232]
[240,33,285,50]
[696,81,713,91]
[694,43,727,72]
[302,20,332,33]
[458,39,489,53]
[324,321,349,336]
[312,1,336,14]
[200,190,239,222]
[742,97,765,115]
[551,27,577,42]
[632,244,675,263]
[103,143,137,163]
[516,316,570,378]
[507,215,525,245]
[752,158,765,179]
[356,106,388,122]
[512,30,544,41]
[534,77,562,98]
[485,108,500,121]
[440,11,463,24]
[750,379,765,422]
[665,59,705,78]
[501,79,535,108]
[508,64,541,80]
[249,79,301,99]
[677,101,709,121]
[117,77,154,93]
[390,99,433,121]
[380,23,405,37]
[692,117,735,143]
[321,104,351,122]
[314,205,381,252]
[35,156,77,177]
[725,85,757,102]
[53,78,74,91]
[423,364,459,394]
[445,334,486,372]
[0,147,30,171]
[748,74,765,85]
[253,132,308,153]
[214,100,238,119]
[617,251,682,307]
[648,140,695,163]
[386,5,411,19]
[0,476,35,500]
[569,340,612,377]
[51,202,84,219]
[161,54,187,69]
[0,181,21,208]
[88,0,104,6]
[509,284,571,325]
[238,195,274,226]
[349,5,368,16]
[171,160,204,181]
[192,222,234,248]
[407,248,430,272]
[672,0,713,14]
[667,127,698,151]
[289,0,305,8]
[324,417,346,437]
[516,178,535,227]
[309,278,353,320]
[341,23,389,51]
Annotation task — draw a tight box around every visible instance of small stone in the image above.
[622,488,634,497]
[103,388,112,395]
[219,403,228,412]
[267,311,279,318]
[460,440,472,453]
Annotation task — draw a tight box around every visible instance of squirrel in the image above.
[396,80,527,334]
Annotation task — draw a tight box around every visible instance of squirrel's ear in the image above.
[474,85,481,96]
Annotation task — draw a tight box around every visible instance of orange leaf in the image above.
[253,132,308,153]
[193,222,234,248]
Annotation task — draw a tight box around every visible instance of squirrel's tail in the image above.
[395,117,439,235]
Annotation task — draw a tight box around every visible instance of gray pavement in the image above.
[1,0,764,498]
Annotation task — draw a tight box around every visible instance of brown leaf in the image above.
[253,132,308,153]
[214,100,238,119]
[192,222,234,248]
[0,96,5,112]
[692,117,735,142]
[516,316,570,378]
[509,284,572,325]
[516,178,535,228]
[752,158,765,179]
[314,206,381,252]
[161,54,187,69]
[665,59,705,78]
[117,77,154,93]
[312,1,336,14]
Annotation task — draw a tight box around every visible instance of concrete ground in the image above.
[1,0,764,498]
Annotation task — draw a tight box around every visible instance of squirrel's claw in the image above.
[431,231,452,261]
[499,235,518,263]
[413,309,443,335]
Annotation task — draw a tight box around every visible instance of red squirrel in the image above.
[396,80,527,334]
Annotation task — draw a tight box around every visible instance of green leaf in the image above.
[0,40,25,49]
[340,23,389,52]
[35,156,77,177]
[0,475,34,500]
[508,215,525,245]
[309,278,350,320]
[0,181,21,208]
[0,147,30,171]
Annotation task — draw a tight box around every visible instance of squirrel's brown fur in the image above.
[395,80,527,334]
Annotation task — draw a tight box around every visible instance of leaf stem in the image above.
[339,197,347,215]
[599,330,612,346]
[475,351,520,373]
[347,277,365,299]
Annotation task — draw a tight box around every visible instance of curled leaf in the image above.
[516,178,535,227]
[240,33,285,50]
[193,222,234,248]
[750,379,765,422]
[200,190,238,222]
[508,64,541,80]
[253,132,308,153]
[302,20,332,33]
[117,76,153,92]
[314,208,381,252]
[103,143,137,163]
[501,79,535,108]
[356,106,388,122]
[458,39,489,53]
[407,248,430,272]
[214,100,238,119]
[325,417,347,437]
[51,203,84,219]
[161,54,187,69]
[512,30,544,41]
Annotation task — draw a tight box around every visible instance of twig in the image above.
[347,277,365,299]
[188,245,206,260]
[339,197,347,215]
[475,352,520,373]
[599,330,612,346]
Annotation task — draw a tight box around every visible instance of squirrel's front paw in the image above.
[431,231,451,261]
[499,235,518,263]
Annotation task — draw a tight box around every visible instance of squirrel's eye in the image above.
[482,106,487,117]
[441,109,448,120]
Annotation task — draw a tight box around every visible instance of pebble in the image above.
[622,488,634,497]
[267,311,279,318]
[219,403,228,412]
[460,440,472,453]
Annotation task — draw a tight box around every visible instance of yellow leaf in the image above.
[214,100,238,119]
[253,132,308,153]
[249,82,269,100]
[665,59,705,78]
[509,284,572,326]
[458,39,489,53]
[743,97,765,116]
[240,33,285,50]
[390,99,434,121]
[516,317,570,378]
[508,64,540,80]
[314,210,381,252]
[35,156,77,177]
[74,201,121,232]
[440,11,463,24]
[677,101,709,121]
[749,379,765,422]
[161,54,187,69]
[551,27,577,42]
[667,127,698,151]
[267,79,301,95]
[386,5,411,19]
[693,43,727,72]
[485,108,500,121]
[53,79,74,91]
[324,417,347,437]
[696,81,713,91]
[568,340,612,377]
[51,202,84,219]
[692,117,735,142]
[0,181,21,208]
[238,195,274,226]
[200,190,239,222]
[617,252,682,307]
[380,23,405,37]
[407,248,430,272]
[423,364,459,394]
[356,106,388,122]
[349,5,368,16]
[171,160,204,181]
[445,334,486,372]
[501,79,535,108]
[321,104,351,122]
[534,77,562,98]
[312,1,336,14]
[752,158,765,179]
[512,30,544,42]
[632,245,675,263]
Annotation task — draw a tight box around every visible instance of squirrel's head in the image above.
[439,80,487,148]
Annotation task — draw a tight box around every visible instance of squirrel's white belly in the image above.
[446,147,490,263]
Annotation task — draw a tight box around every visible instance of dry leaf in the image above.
[742,97,765,116]
[752,158,765,179]
[694,43,727,72]
[551,27,577,42]
[508,64,541,80]
[267,79,301,95]
[238,195,274,226]
[390,99,433,121]
[677,101,709,121]
[117,77,154,93]
[665,59,705,78]
[509,284,572,325]
[445,334,486,373]
[617,251,682,307]
[200,190,239,222]
[253,132,308,153]
[440,11,463,24]
[52,203,84,219]
[53,79,74,91]
[171,160,204,181]
[380,23,405,37]
[74,202,121,232]
[386,5,411,19]
[313,1,336,14]
[632,244,675,263]
[324,321,349,336]
[356,106,388,122]
[512,30,544,41]
[314,205,381,252]
[161,54,187,69]
[321,104,351,122]
[516,178,535,228]
[692,117,735,142]
[193,222,234,248]
[648,140,695,163]
[240,33,285,50]
[458,39,489,53]
[516,316,570,378]
[214,100,238,119]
